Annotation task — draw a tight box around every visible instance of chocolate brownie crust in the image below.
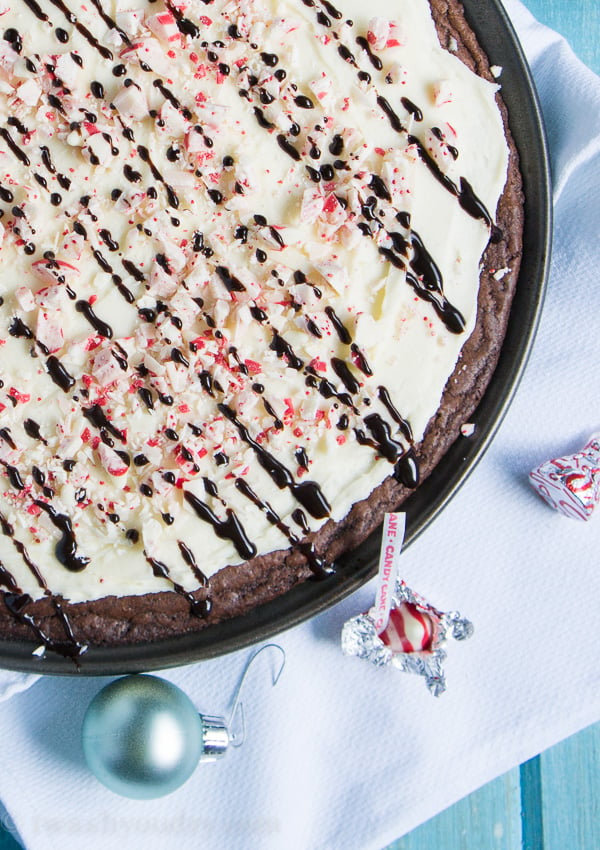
[0,0,524,649]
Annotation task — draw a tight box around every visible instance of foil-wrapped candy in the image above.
[342,580,473,696]
[529,433,600,520]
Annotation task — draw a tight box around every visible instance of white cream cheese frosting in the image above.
[0,0,508,603]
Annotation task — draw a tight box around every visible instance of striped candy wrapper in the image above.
[529,433,600,520]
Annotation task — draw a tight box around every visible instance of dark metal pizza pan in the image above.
[0,0,551,674]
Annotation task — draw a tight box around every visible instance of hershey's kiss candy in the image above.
[341,513,473,695]
[82,674,227,799]
[529,433,600,520]
[342,579,473,696]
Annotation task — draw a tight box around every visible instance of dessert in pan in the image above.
[0,0,522,657]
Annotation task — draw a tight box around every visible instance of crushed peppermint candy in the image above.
[0,0,510,653]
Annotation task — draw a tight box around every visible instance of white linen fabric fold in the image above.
[1,2,599,848]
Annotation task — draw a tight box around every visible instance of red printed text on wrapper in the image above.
[370,512,406,634]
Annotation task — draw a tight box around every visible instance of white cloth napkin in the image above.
[2,2,600,848]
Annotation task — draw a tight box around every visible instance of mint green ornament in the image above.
[82,645,284,799]
[82,675,214,799]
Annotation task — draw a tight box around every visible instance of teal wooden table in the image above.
[0,3,598,850]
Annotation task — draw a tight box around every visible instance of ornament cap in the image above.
[200,714,230,761]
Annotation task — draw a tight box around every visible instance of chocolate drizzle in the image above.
[401,97,423,121]
[0,514,86,658]
[277,134,301,161]
[18,0,48,21]
[361,413,404,463]
[75,300,113,338]
[331,357,360,394]
[178,540,210,588]
[0,127,30,165]
[146,553,210,618]
[183,492,257,560]
[378,386,413,443]
[325,306,352,344]
[35,501,90,572]
[235,478,333,578]
[46,0,113,59]
[270,331,304,370]
[137,145,179,208]
[9,316,80,392]
[356,36,383,71]
[3,464,25,490]
[219,404,331,520]
[83,404,126,442]
[0,0,509,656]
[3,590,85,660]
[0,430,16,450]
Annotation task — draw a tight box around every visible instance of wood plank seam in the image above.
[520,756,544,850]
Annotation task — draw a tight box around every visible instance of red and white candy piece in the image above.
[380,602,433,654]
[146,11,181,44]
[31,259,78,285]
[529,433,600,520]
[97,443,129,477]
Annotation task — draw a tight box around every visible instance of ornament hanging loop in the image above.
[227,643,286,748]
